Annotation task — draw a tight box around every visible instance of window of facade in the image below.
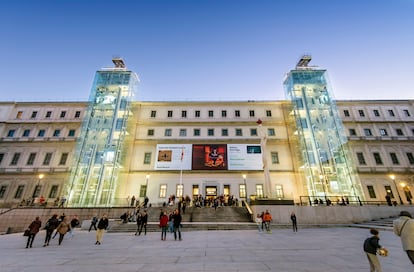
[385,185,394,198]
[38,130,45,137]
[16,111,23,119]
[367,185,376,198]
[343,110,350,117]
[221,110,227,117]
[0,185,7,199]
[235,128,243,136]
[271,152,279,164]
[379,129,388,136]
[59,153,68,165]
[239,184,246,198]
[164,129,172,136]
[249,110,255,117]
[43,153,52,165]
[60,111,66,118]
[45,111,52,118]
[235,110,240,117]
[195,110,200,118]
[176,184,183,198]
[144,152,151,164]
[32,185,41,198]
[7,130,15,137]
[167,111,173,118]
[208,129,214,136]
[147,129,154,136]
[364,128,372,136]
[159,185,167,198]
[396,128,404,136]
[208,110,214,117]
[390,153,399,165]
[373,152,383,165]
[267,128,275,136]
[23,129,30,137]
[139,185,147,198]
[403,109,411,117]
[53,129,60,137]
[14,185,24,199]
[406,152,414,164]
[181,110,187,118]
[10,153,21,165]
[358,110,365,117]
[388,109,395,117]
[373,110,380,117]
[68,129,76,137]
[75,111,81,118]
[356,152,366,165]
[31,111,38,118]
[194,129,200,136]
[275,184,284,198]
[179,129,187,137]
[250,128,257,136]
[49,185,58,198]
[0,153,4,165]
[150,110,156,118]
[266,110,272,117]
[256,184,264,197]
[222,129,228,136]
[349,129,357,136]
[26,153,36,165]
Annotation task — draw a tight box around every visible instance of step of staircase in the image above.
[108,206,254,232]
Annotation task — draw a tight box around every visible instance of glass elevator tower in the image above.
[66,58,138,207]
[284,56,364,204]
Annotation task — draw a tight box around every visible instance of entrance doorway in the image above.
[205,186,217,201]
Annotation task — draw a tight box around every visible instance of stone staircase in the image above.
[108,206,256,233]
[348,216,397,231]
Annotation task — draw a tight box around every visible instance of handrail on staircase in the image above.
[243,200,254,222]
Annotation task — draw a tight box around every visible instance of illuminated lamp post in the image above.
[242,174,248,203]
[390,174,403,205]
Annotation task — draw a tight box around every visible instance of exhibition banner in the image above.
[154,144,192,170]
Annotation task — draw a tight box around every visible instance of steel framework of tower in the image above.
[284,56,364,204]
[65,58,138,207]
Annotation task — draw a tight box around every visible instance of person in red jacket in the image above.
[26,216,42,248]
[159,211,169,241]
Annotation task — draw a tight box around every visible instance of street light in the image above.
[242,174,247,202]
[36,174,44,196]
[145,174,150,195]
[390,174,403,205]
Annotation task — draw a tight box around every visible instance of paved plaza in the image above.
[0,226,412,272]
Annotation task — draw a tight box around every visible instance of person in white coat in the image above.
[393,211,414,264]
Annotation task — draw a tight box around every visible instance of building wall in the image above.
[1,100,413,207]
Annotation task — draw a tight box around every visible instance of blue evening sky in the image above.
[0,0,413,102]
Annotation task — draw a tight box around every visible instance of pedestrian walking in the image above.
[393,211,414,264]
[263,210,272,233]
[255,213,263,233]
[89,215,98,232]
[95,214,109,245]
[68,215,80,238]
[138,210,148,235]
[55,218,70,246]
[172,208,182,241]
[43,214,59,247]
[363,228,386,272]
[25,216,42,248]
[159,211,169,240]
[135,212,142,235]
[291,212,298,232]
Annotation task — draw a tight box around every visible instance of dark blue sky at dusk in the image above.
[0,0,413,102]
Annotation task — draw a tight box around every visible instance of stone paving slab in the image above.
[0,227,412,272]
